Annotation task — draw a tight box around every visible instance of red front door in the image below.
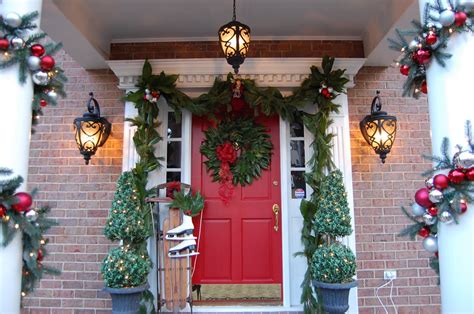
[191,115,282,285]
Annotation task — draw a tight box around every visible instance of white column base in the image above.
[0,229,23,314]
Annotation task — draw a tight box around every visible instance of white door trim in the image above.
[110,57,365,311]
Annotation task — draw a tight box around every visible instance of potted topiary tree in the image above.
[101,171,152,314]
[311,170,357,314]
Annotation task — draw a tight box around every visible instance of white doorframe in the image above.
[109,57,365,312]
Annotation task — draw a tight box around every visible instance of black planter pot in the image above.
[104,283,149,314]
[313,280,357,314]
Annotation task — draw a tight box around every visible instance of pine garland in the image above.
[388,2,474,98]
[0,11,67,130]
[0,168,59,300]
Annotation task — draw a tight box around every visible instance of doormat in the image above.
[192,284,281,301]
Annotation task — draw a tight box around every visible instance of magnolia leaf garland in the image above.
[399,121,474,278]
[0,11,67,129]
[389,2,474,98]
[200,118,273,203]
[0,168,59,299]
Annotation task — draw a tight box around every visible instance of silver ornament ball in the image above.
[4,12,22,28]
[47,90,58,102]
[423,235,438,253]
[411,203,426,217]
[429,189,444,203]
[454,151,474,169]
[327,87,334,93]
[439,211,454,224]
[25,210,38,222]
[425,177,434,189]
[457,0,474,10]
[27,56,41,71]
[10,37,24,50]
[409,39,420,50]
[423,213,437,225]
[32,71,49,86]
[439,10,456,26]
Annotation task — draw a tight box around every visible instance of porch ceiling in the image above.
[40,0,420,69]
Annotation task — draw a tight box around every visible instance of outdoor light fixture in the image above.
[218,0,251,74]
[359,91,397,163]
[73,92,111,165]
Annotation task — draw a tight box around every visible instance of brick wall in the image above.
[348,67,440,313]
[110,40,364,60]
[23,42,440,313]
[24,51,124,314]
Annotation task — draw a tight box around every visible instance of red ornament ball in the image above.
[418,227,430,238]
[11,192,33,212]
[40,55,55,71]
[460,200,468,213]
[400,65,410,76]
[321,88,331,99]
[425,32,438,45]
[435,251,439,258]
[415,187,433,208]
[433,174,449,190]
[420,81,428,94]
[455,11,467,27]
[151,91,160,98]
[428,206,438,216]
[0,204,6,218]
[0,38,9,50]
[413,49,432,64]
[40,99,48,107]
[466,167,474,181]
[37,249,43,262]
[30,44,45,57]
[448,169,465,184]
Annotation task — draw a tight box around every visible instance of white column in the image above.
[0,1,43,313]
[419,1,474,313]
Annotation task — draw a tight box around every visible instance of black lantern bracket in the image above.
[218,0,251,74]
[359,91,397,163]
[73,92,112,165]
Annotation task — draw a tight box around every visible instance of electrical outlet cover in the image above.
[384,270,397,280]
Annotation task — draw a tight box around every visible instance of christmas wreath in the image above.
[200,117,273,203]
[389,1,474,98]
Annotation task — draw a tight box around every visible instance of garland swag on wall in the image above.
[0,11,67,128]
[121,56,350,313]
[389,1,473,98]
[0,168,59,300]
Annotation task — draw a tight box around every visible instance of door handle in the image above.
[272,204,280,232]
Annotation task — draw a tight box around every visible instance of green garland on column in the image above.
[0,11,67,129]
[0,168,59,300]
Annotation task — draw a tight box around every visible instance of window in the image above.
[289,117,306,199]
[165,111,182,183]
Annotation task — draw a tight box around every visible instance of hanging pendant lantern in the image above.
[73,92,111,165]
[218,0,251,74]
[359,91,397,163]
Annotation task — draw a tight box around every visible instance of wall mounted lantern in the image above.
[73,92,111,165]
[218,0,251,74]
[359,91,397,163]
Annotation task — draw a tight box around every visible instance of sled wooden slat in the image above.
[162,217,173,310]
